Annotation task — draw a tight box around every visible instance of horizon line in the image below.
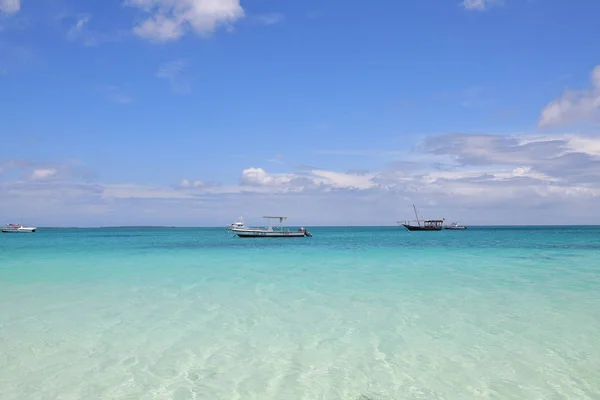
[30,224,600,229]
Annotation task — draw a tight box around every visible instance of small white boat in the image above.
[232,216,312,238]
[227,217,247,230]
[444,222,467,230]
[2,223,37,233]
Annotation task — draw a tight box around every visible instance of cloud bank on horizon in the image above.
[1,0,599,226]
[2,128,599,226]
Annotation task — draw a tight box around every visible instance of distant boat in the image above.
[232,216,312,238]
[227,217,247,230]
[445,222,467,230]
[2,223,36,233]
[398,205,444,231]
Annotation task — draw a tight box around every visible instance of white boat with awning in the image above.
[2,223,37,233]
[231,216,312,238]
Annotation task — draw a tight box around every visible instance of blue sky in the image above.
[1,0,600,226]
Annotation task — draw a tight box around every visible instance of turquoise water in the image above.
[1,226,599,399]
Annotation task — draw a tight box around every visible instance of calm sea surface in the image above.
[1,226,599,399]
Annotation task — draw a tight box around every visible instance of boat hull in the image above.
[235,231,307,238]
[402,224,442,231]
[444,226,466,230]
[2,227,36,233]
[232,228,309,238]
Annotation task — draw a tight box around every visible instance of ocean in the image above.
[1,226,599,399]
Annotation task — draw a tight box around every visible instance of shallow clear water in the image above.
[1,226,599,399]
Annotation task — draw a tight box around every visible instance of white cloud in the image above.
[69,14,91,35]
[0,0,20,13]
[311,170,376,190]
[238,168,377,191]
[461,0,501,11]
[422,133,600,188]
[516,134,600,157]
[240,168,296,187]
[0,160,94,183]
[419,166,558,185]
[30,169,57,181]
[125,0,244,42]
[179,179,204,188]
[538,65,600,128]
[563,134,600,156]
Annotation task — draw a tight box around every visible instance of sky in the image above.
[1,0,600,227]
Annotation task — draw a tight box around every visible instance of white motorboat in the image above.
[2,223,37,233]
[444,222,467,230]
[232,216,312,238]
[227,217,247,230]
